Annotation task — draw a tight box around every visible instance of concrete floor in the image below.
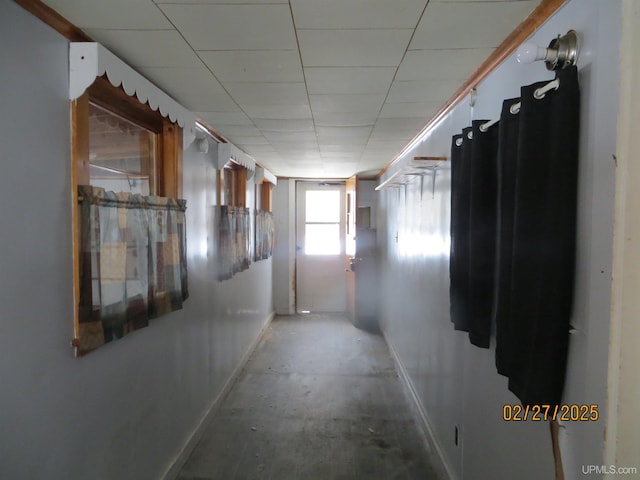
[176,313,439,480]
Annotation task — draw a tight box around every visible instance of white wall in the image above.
[377,1,620,479]
[0,2,273,478]
[272,178,296,314]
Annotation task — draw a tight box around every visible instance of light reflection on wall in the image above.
[398,231,450,258]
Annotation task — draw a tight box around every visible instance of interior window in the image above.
[218,161,247,207]
[88,102,156,195]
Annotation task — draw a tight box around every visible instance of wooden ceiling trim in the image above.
[378,0,569,178]
[14,0,92,42]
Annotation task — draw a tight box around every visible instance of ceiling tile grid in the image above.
[43,0,539,178]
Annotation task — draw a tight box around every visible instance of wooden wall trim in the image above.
[14,0,92,42]
[378,0,569,178]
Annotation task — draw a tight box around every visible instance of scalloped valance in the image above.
[214,143,256,173]
[69,42,196,130]
[254,166,277,186]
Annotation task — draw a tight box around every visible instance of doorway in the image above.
[295,181,346,312]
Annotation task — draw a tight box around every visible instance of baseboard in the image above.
[385,335,458,480]
[162,310,276,480]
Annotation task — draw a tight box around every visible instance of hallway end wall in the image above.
[0,2,273,479]
[377,1,619,479]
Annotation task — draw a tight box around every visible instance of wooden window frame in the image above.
[256,181,273,212]
[217,160,247,208]
[71,76,183,349]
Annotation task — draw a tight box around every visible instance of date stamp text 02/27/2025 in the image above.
[503,404,599,422]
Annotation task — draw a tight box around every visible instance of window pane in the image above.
[306,190,340,222]
[305,224,340,255]
[89,103,154,195]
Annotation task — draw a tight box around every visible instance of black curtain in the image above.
[449,131,470,333]
[494,98,521,377]
[449,121,499,348]
[499,66,580,406]
[467,119,499,348]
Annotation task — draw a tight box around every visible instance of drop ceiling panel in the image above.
[45,0,172,29]
[291,0,427,29]
[312,112,380,127]
[396,48,494,81]
[229,135,271,145]
[411,1,538,49]
[370,117,426,140]
[387,80,458,104]
[253,118,315,132]
[84,29,202,68]
[225,83,308,107]
[154,0,286,3]
[317,126,373,140]
[379,101,442,119]
[158,4,297,51]
[137,67,226,97]
[305,67,396,95]
[44,0,538,178]
[298,29,413,67]
[321,144,366,154]
[196,111,255,127]
[309,94,386,115]
[242,104,313,120]
[273,141,320,151]
[199,50,303,83]
[263,131,318,143]
[214,125,263,138]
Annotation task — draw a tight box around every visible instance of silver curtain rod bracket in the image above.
[516,30,579,71]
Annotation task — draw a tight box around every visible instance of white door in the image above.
[296,181,346,312]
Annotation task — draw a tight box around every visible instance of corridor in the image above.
[176,314,439,480]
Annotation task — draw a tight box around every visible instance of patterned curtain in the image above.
[216,205,251,281]
[77,185,188,355]
[254,210,275,261]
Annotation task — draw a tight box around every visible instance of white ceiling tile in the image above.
[396,48,494,81]
[291,0,427,29]
[321,144,366,154]
[277,151,322,161]
[254,119,315,132]
[305,67,396,95]
[44,0,172,29]
[364,139,411,154]
[159,4,297,50]
[317,126,373,140]
[214,125,263,138]
[370,118,426,140]
[411,1,538,49]
[199,50,303,83]
[313,112,379,127]
[174,92,238,111]
[387,80,458,104]
[241,144,278,155]
[155,0,285,3]
[242,104,313,119]
[272,141,319,151]
[229,135,271,145]
[309,94,386,115]
[379,102,441,119]
[316,137,368,146]
[196,111,255,127]
[137,67,226,98]
[298,29,413,67]
[263,131,318,143]
[225,83,308,107]
[321,153,362,162]
[84,29,202,68]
